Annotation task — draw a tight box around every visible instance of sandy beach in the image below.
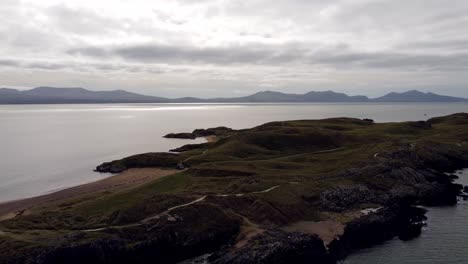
[0,168,179,221]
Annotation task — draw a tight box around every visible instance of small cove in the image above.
[344,169,468,264]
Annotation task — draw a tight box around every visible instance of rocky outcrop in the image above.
[36,204,241,264]
[210,230,334,264]
[463,186,468,193]
[320,185,374,212]
[328,205,427,260]
[327,142,468,209]
[321,142,468,260]
[169,143,208,153]
[192,127,233,137]
[95,153,182,173]
[164,127,234,140]
[164,133,197,139]
[95,162,127,174]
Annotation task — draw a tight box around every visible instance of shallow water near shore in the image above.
[0,102,467,202]
[343,169,468,264]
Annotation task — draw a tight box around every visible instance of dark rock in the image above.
[333,142,468,208]
[320,185,373,212]
[463,186,468,193]
[95,162,127,174]
[95,153,181,173]
[328,205,427,260]
[163,127,234,140]
[37,239,126,264]
[176,162,190,170]
[210,230,334,264]
[164,133,197,139]
[170,143,208,153]
[192,127,233,137]
[37,204,241,264]
[192,129,215,137]
[417,182,461,206]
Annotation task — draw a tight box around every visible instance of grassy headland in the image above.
[1,113,468,264]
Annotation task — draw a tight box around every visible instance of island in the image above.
[1,113,468,264]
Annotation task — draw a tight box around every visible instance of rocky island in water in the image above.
[1,113,468,264]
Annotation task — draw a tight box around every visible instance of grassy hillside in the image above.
[1,113,468,263]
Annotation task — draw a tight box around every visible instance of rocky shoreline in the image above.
[26,145,468,264]
[2,114,468,264]
[201,142,468,263]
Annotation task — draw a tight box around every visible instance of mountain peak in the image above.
[0,87,466,104]
[31,86,88,92]
[403,90,425,94]
[253,90,286,95]
[375,90,467,102]
[0,88,19,93]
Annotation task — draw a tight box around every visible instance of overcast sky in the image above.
[1,0,468,98]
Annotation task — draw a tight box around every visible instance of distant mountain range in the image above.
[0,87,467,104]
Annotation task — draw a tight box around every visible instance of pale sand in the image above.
[282,220,344,245]
[0,168,179,221]
[205,135,218,143]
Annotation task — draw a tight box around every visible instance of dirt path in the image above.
[271,147,345,160]
[233,213,264,249]
[216,185,280,197]
[84,185,281,233]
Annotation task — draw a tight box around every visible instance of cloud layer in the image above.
[1,0,468,97]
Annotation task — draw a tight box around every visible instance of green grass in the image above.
[78,172,191,214]
[1,113,467,253]
[1,172,192,230]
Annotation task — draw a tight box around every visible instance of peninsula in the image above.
[0,113,468,264]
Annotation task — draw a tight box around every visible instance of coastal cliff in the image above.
[1,113,468,264]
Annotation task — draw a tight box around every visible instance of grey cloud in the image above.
[68,42,468,72]
[69,47,110,58]
[68,43,308,65]
[423,9,468,25]
[0,59,20,67]
[114,44,274,64]
[26,62,69,70]
[399,39,468,50]
[0,60,69,70]
[0,58,175,75]
[2,0,468,97]
[47,5,119,35]
[312,51,468,71]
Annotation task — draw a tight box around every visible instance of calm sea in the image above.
[1,102,467,202]
[1,102,468,264]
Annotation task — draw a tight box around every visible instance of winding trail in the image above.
[84,185,281,232]
[141,196,208,225]
[246,147,346,163]
[216,185,280,197]
[0,145,408,235]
